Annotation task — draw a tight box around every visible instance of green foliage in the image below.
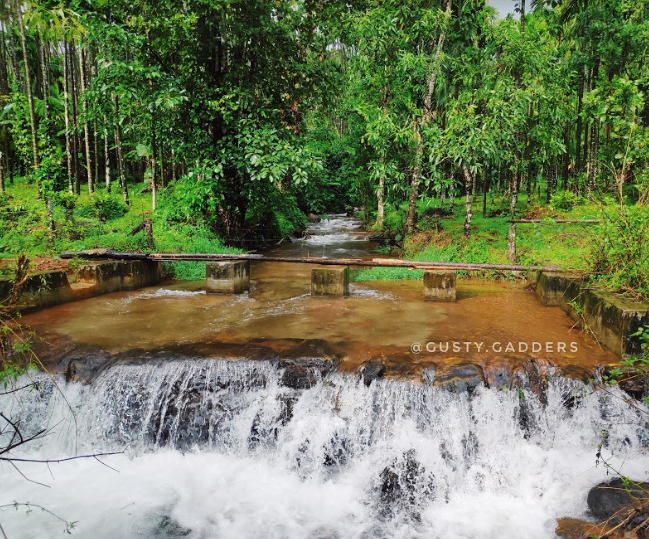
[603,327,649,406]
[550,191,581,211]
[76,193,128,222]
[589,205,649,298]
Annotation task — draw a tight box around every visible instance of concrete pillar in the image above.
[206,260,250,294]
[311,266,349,296]
[423,270,456,301]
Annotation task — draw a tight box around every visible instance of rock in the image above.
[516,359,551,405]
[588,478,649,521]
[276,341,340,389]
[155,515,191,537]
[307,213,321,223]
[433,363,484,393]
[278,358,335,389]
[378,449,435,520]
[483,362,517,390]
[62,348,118,383]
[359,360,385,387]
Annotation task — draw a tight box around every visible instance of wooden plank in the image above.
[506,219,600,224]
[61,250,563,272]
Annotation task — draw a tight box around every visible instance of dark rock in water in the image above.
[516,359,551,405]
[323,433,349,467]
[483,363,516,390]
[380,467,402,507]
[359,360,385,387]
[433,363,484,394]
[587,478,649,521]
[278,357,336,389]
[62,348,118,383]
[155,515,191,537]
[277,394,298,425]
[617,372,648,401]
[307,213,321,223]
[378,449,435,520]
[277,340,340,389]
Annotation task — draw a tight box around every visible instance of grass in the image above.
[0,178,241,280]
[353,192,600,282]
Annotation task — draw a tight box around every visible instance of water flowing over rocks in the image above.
[3,356,649,538]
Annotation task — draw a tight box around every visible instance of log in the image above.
[506,219,600,224]
[60,249,149,261]
[61,250,561,272]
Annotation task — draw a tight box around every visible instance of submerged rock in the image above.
[154,515,191,537]
[277,340,340,389]
[378,449,435,520]
[359,359,385,387]
[433,363,484,394]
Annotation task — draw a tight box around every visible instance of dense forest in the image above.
[0,0,647,294]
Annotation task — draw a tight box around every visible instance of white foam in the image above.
[2,363,647,539]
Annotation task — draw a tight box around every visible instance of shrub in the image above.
[550,191,581,211]
[589,204,649,299]
[76,193,128,222]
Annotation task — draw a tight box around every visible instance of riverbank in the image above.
[353,194,600,282]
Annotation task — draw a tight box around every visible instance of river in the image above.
[1,215,647,539]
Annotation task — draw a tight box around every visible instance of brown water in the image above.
[22,214,616,377]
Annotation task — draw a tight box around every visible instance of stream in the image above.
[1,215,648,539]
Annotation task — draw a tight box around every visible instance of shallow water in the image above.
[1,214,633,538]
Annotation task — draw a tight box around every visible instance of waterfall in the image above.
[2,359,648,539]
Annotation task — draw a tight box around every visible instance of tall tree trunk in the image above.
[113,94,128,204]
[449,178,454,213]
[463,166,473,237]
[406,0,452,235]
[562,123,570,190]
[16,2,40,171]
[575,77,584,177]
[150,120,157,211]
[0,149,5,194]
[104,116,111,193]
[160,140,166,188]
[69,43,81,195]
[46,197,54,244]
[483,171,490,218]
[376,163,385,228]
[78,46,93,195]
[40,41,49,124]
[93,120,99,190]
[586,121,598,197]
[510,168,519,219]
[62,43,74,194]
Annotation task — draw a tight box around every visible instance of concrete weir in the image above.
[423,270,457,301]
[311,266,349,296]
[0,260,161,312]
[536,271,649,357]
[206,260,250,294]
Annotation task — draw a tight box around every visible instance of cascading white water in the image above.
[2,359,648,539]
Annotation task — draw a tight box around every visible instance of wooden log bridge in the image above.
[60,249,563,302]
[60,249,562,273]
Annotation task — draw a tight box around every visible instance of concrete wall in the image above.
[536,272,649,357]
[0,260,161,312]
